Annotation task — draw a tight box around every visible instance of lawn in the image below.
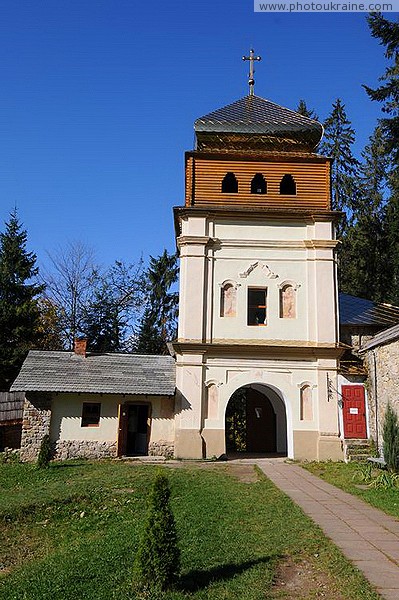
[0,459,381,600]
[302,460,399,519]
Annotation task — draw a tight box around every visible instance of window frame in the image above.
[81,402,101,428]
[247,287,267,326]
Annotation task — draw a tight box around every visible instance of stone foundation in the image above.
[54,440,117,460]
[148,440,174,458]
[20,394,52,462]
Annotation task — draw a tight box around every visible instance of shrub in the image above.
[36,434,52,469]
[134,471,180,592]
[382,402,399,472]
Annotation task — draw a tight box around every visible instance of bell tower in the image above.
[172,55,343,461]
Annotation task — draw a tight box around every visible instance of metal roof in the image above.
[339,293,399,327]
[194,95,323,152]
[10,351,176,396]
[360,323,399,353]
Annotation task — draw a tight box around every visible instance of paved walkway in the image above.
[231,458,399,600]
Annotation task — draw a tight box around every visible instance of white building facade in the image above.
[172,95,344,461]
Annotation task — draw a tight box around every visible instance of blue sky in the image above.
[0,1,395,270]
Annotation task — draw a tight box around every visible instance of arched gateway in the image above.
[225,385,287,456]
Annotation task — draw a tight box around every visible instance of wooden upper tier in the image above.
[185,152,332,211]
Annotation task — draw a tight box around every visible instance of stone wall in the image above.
[148,440,174,458]
[20,393,52,462]
[54,440,117,460]
[364,341,399,450]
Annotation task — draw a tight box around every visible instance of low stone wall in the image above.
[20,394,52,462]
[54,440,117,460]
[148,440,174,458]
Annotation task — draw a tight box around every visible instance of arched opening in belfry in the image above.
[251,173,267,194]
[225,384,287,456]
[221,172,238,193]
[279,174,296,195]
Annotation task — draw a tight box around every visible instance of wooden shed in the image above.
[0,391,24,450]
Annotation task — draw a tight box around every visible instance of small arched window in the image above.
[220,283,236,317]
[280,284,296,319]
[251,173,267,194]
[280,174,296,195]
[300,385,313,421]
[221,172,238,193]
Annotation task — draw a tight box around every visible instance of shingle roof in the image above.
[194,95,323,152]
[339,293,399,327]
[10,351,176,396]
[360,323,399,353]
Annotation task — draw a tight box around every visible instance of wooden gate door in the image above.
[246,389,276,452]
[342,385,367,439]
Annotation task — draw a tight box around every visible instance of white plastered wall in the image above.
[175,214,340,459]
[178,216,337,346]
[50,393,175,445]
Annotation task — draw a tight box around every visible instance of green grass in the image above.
[0,460,380,600]
[302,461,399,519]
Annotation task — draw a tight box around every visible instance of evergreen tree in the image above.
[319,99,359,237]
[134,471,180,592]
[0,211,44,389]
[363,14,399,304]
[81,282,122,353]
[135,250,178,355]
[296,99,319,120]
[384,170,399,305]
[364,13,399,160]
[339,126,388,301]
[383,402,399,472]
[36,434,52,468]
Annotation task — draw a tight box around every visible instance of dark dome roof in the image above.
[194,95,323,153]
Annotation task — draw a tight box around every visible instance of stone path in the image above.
[231,458,399,600]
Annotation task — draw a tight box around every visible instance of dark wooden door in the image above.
[342,385,367,439]
[126,404,149,455]
[246,389,276,452]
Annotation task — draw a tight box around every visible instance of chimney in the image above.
[74,337,87,357]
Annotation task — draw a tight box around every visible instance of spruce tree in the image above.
[37,434,52,468]
[135,250,178,355]
[339,126,388,301]
[319,99,359,238]
[134,471,180,592]
[296,99,319,120]
[81,281,122,353]
[364,13,399,161]
[0,211,44,389]
[384,170,399,305]
[383,402,399,472]
[364,14,399,304]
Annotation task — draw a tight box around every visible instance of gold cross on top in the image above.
[242,49,262,96]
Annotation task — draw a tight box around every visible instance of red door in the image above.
[342,385,367,439]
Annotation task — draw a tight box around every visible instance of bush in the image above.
[36,434,52,468]
[382,403,399,472]
[134,471,180,592]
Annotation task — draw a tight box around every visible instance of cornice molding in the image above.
[304,240,339,249]
[172,340,345,359]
